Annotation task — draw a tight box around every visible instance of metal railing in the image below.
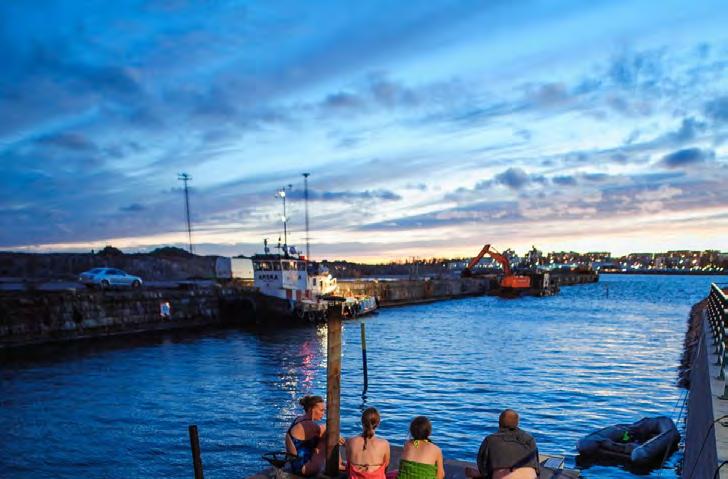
[706,284,728,394]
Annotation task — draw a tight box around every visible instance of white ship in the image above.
[251,241,377,322]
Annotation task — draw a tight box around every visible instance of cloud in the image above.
[634,185,682,202]
[120,203,145,212]
[367,74,419,108]
[36,132,98,152]
[705,96,728,123]
[321,92,366,113]
[494,167,530,190]
[290,189,402,202]
[659,147,714,169]
[552,175,577,186]
[528,82,571,107]
[514,129,532,140]
[583,173,609,182]
[664,117,707,143]
[608,49,665,89]
[357,200,522,231]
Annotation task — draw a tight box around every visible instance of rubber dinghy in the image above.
[577,416,680,466]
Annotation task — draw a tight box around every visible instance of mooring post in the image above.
[325,302,343,477]
[188,424,205,479]
[360,319,369,393]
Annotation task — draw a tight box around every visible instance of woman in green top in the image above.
[398,416,445,479]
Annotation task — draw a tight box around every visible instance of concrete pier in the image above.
[248,444,578,479]
[0,278,492,349]
[0,273,597,349]
[337,277,494,307]
[683,284,728,479]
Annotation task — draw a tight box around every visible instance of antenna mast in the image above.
[177,172,193,254]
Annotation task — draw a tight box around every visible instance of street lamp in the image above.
[277,184,292,254]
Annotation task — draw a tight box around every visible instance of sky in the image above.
[1,0,727,262]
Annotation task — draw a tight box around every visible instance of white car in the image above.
[79,268,143,289]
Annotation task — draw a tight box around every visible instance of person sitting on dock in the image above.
[345,407,390,479]
[285,395,327,476]
[397,416,445,479]
[465,409,539,479]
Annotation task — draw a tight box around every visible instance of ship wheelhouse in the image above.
[252,254,308,301]
[252,253,338,302]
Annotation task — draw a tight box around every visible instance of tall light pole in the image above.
[277,184,292,254]
[302,173,310,260]
[177,173,193,254]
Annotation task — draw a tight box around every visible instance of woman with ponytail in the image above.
[345,407,390,479]
[285,395,327,476]
[398,416,444,479]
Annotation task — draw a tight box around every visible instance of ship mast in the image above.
[303,172,310,261]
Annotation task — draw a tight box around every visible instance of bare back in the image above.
[401,440,445,479]
[289,418,322,441]
[346,435,390,472]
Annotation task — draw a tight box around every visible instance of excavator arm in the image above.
[464,244,512,276]
[466,244,492,272]
[462,243,529,289]
[483,248,512,276]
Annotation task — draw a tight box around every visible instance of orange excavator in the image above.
[461,244,531,289]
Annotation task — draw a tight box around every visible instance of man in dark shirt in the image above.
[465,409,539,479]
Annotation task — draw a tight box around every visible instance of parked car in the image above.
[78,268,143,288]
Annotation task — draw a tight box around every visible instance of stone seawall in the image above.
[0,252,225,281]
[336,277,494,306]
[550,270,599,285]
[0,287,251,348]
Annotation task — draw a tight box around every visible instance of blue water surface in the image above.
[0,274,719,479]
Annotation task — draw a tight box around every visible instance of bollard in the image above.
[361,320,369,394]
[188,425,205,479]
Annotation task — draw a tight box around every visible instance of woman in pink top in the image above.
[345,408,391,479]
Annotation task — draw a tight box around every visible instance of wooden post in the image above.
[325,303,343,477]
[360,320,368,393]
[188,424,205,479]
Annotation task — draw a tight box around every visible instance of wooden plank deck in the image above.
[248,445,579,479]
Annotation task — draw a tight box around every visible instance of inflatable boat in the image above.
[576,416,679,466]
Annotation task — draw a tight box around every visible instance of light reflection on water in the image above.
[0,274,717,479]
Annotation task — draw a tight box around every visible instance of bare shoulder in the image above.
[427,442,443,457]
[426,441,441,451]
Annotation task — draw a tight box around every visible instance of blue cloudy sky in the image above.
[1,0,727,261]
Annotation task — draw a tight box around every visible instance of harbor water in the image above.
[0,274,718,479]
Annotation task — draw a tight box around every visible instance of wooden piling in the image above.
[325,304,343,477]
[360,320,368,393]
[188,424,205,479]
